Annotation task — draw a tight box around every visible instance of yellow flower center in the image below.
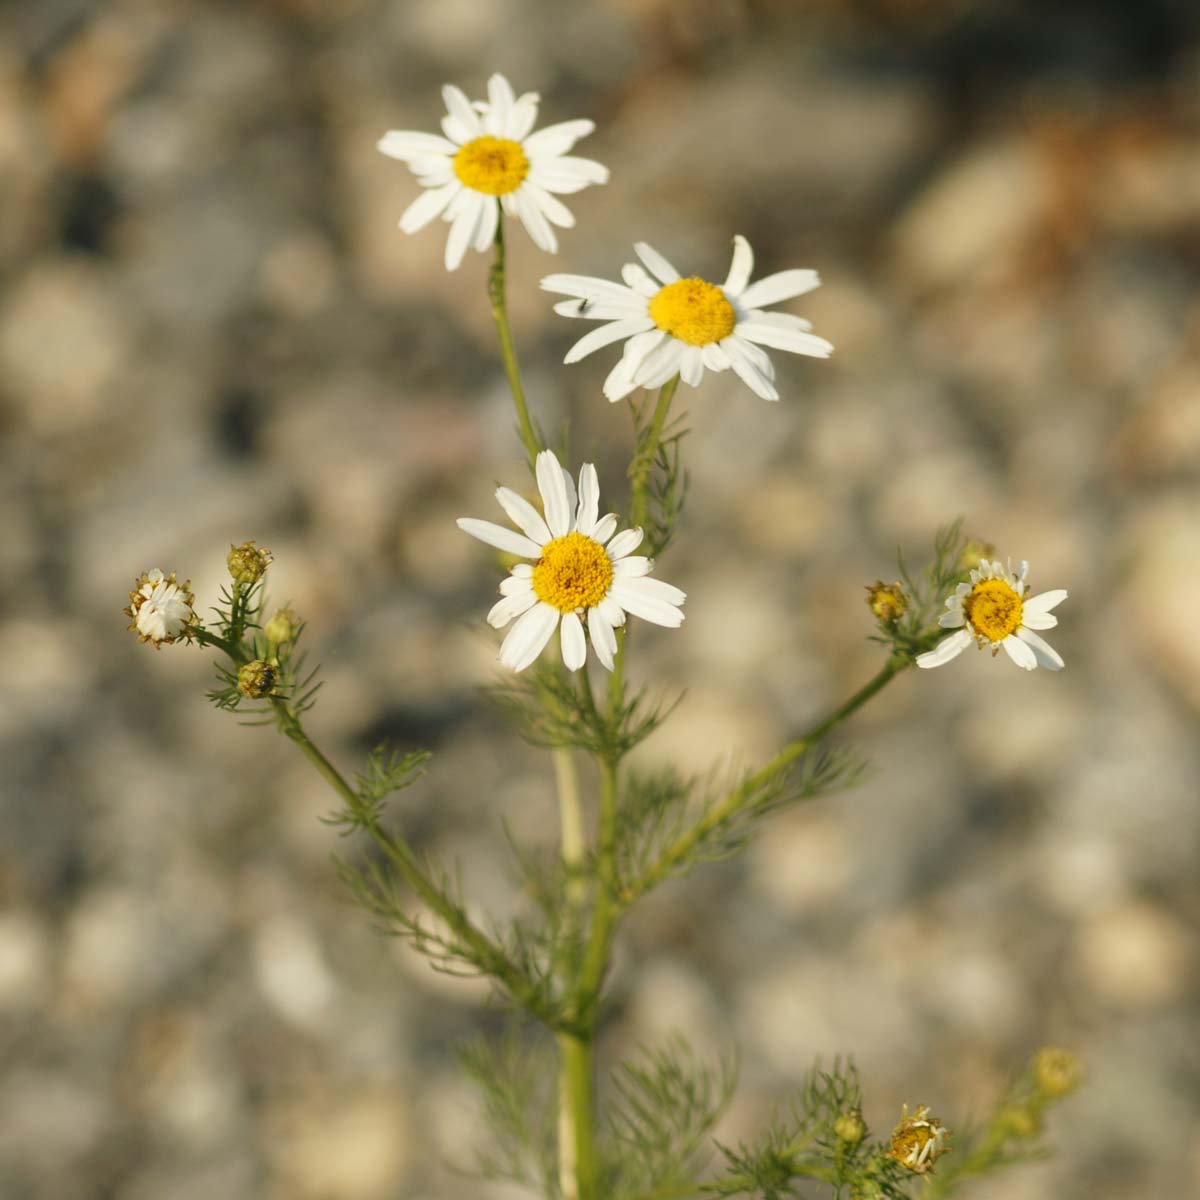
[648,277,737,346]
[531,532,613,613]
[964,578,1023,642]
[453,135,529,195]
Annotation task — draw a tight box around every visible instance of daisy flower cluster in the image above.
[458,450,684,672]
[917,558,1066,672]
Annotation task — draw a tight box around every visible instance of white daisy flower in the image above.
[125,568,195,647]
[540,235,833,402]
[377,73,609,270]
[916,559,1066,672]
[457,449,685,672]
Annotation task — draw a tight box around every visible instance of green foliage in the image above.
[628,391,690,557]
[602,1037,737,1200]
[323,745,433,832]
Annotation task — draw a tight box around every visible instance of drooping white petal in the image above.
[723,234,754,295]
[445,192,487,270]
[523,118,595,159]
[1016,627,1065,671]
[591,514,618,544]
[488,589,538,629]
[634,242,681,284]
[399,182,460,233]
[587,606,617,670]
[723,336,779,400]
[536,450,572,538]
[442,85,480,139]
[1001,634,1038,671]
[576,464,600,535]
[605,527,643,559]
[603,353,641,402]
[737,268,821,310]
[679,345,705,388]
[634,337,685,389]
[620,329,667,376]
[564,318,656,364]
[495,487,552,545]
[472,191,500,251]
[737,319,833,358]
[702,342,732,371]
[523,183,576,228]
[560,612,587,670]
[378,130,458,161]
[513,187,557,253]
[499,602,560,672]
[457,518,542,558]
[609,579,685,627]
[916,627,972,669]
[598,596,626,627]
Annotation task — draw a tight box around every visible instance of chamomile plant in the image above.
[128,71,1077,1200]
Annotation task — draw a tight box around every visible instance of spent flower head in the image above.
[457,449,685,673]
[865,580,907,625]
[889,1104,951,1174]
[378,73,608,270]
[541,234,832,401]
[126,568,195,647]
[227,540,273,585]
[237,659,277,699]
[917,558,1066,672]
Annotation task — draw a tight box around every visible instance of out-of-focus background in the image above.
[2,0,1199,1196]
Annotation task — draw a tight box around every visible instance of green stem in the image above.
[619,654,912,907]
[488,221,542,468]
[557,1031,598,1200]
[575,757,619,1025]
[629,376,679,532]
[555,746,586,906]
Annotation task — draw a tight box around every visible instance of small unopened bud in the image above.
[958,537,995,572]
[835,1109,866,1145]
[1033,1047,1081,1098]
[237,659,276,699]
[997,1104,1041,1139]
[865,580,907,624]
[227,540,273,585]
[890,1105,951,1174]
[265,607,300,647]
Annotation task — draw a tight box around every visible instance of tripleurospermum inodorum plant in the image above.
[128,72,1078,1200]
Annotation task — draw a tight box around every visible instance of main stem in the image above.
[488,222,543,468]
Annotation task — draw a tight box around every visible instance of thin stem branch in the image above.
[629,375,680,532]
[618,654,912,907]
[488,221,542,469]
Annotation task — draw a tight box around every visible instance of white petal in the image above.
[634,242,681,284]
[499,603,560,672]
[738,268,821,310]
[737,318,833,358]
[513,187,557,253]
[613,575,686,608]
[576,464,600,535]
[605,527,644,558]
[702,342,732,371]
[722,337,779,400]
[441,114,473,144]
[938,609,966,628]
[591,514,618,544]
[488,589,538,629]
[609,580,685,627]
[554,300,647,321]
[499,574,534,596]
[442,85,480,138]
[620,329,668,376]
[724,234,754,295]
[603,353,640,402]
[916,628,972,669]
[741,309,813,333]
[445,193,486,270]
[634,337,685,389]
[523,182,576,229]
[679,345,705,387]
[457,518,542,558]
[512,563,533,577]
[508,92,540,141]
[598,596,626,627]
[613,556,652,577]
[621,262,659,297]
[484,73,515,137]
[1021,609,1058,631]
[1016,627,1064,671]
[1002,634,1038,670]
[561,466,577,527]
[587,606,617,671]
[522,118,595,159]
[536,450,571,537]
[541,274,643,305]
[472,190,500,251]
[1024,589,1067,615]
[377,130,457,161]
[560,611,587,670]
[564,318,656,364]
[527,157,609,193]
[495,487,551,545]
[399,182,460,234]
[408,154,455,185]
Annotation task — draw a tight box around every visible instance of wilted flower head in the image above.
[1034,1047,1082,1098]
[865,580,907,624]
[126,568,195,647]
[889,1104,950,1174]
[237,660,277,699]
[227,540,273,585]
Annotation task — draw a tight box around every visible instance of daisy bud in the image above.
[265,607,300,648]
[834,1109,866,1145]
[126,568,196,647]
[864,580,907,624]
[1033,1047,1081,1098]
[227,540,273,585]
[237,659,277,699]
[889,1104,951,1174]
[997,1105,1041,1139]
[958,537,995,572]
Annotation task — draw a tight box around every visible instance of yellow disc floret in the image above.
[964,577,1023,642]
[648,277,737,346]
[453,135,529,195]
[532,532,613,613]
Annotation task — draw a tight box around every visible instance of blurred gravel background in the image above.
[2,1,1199,1197]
